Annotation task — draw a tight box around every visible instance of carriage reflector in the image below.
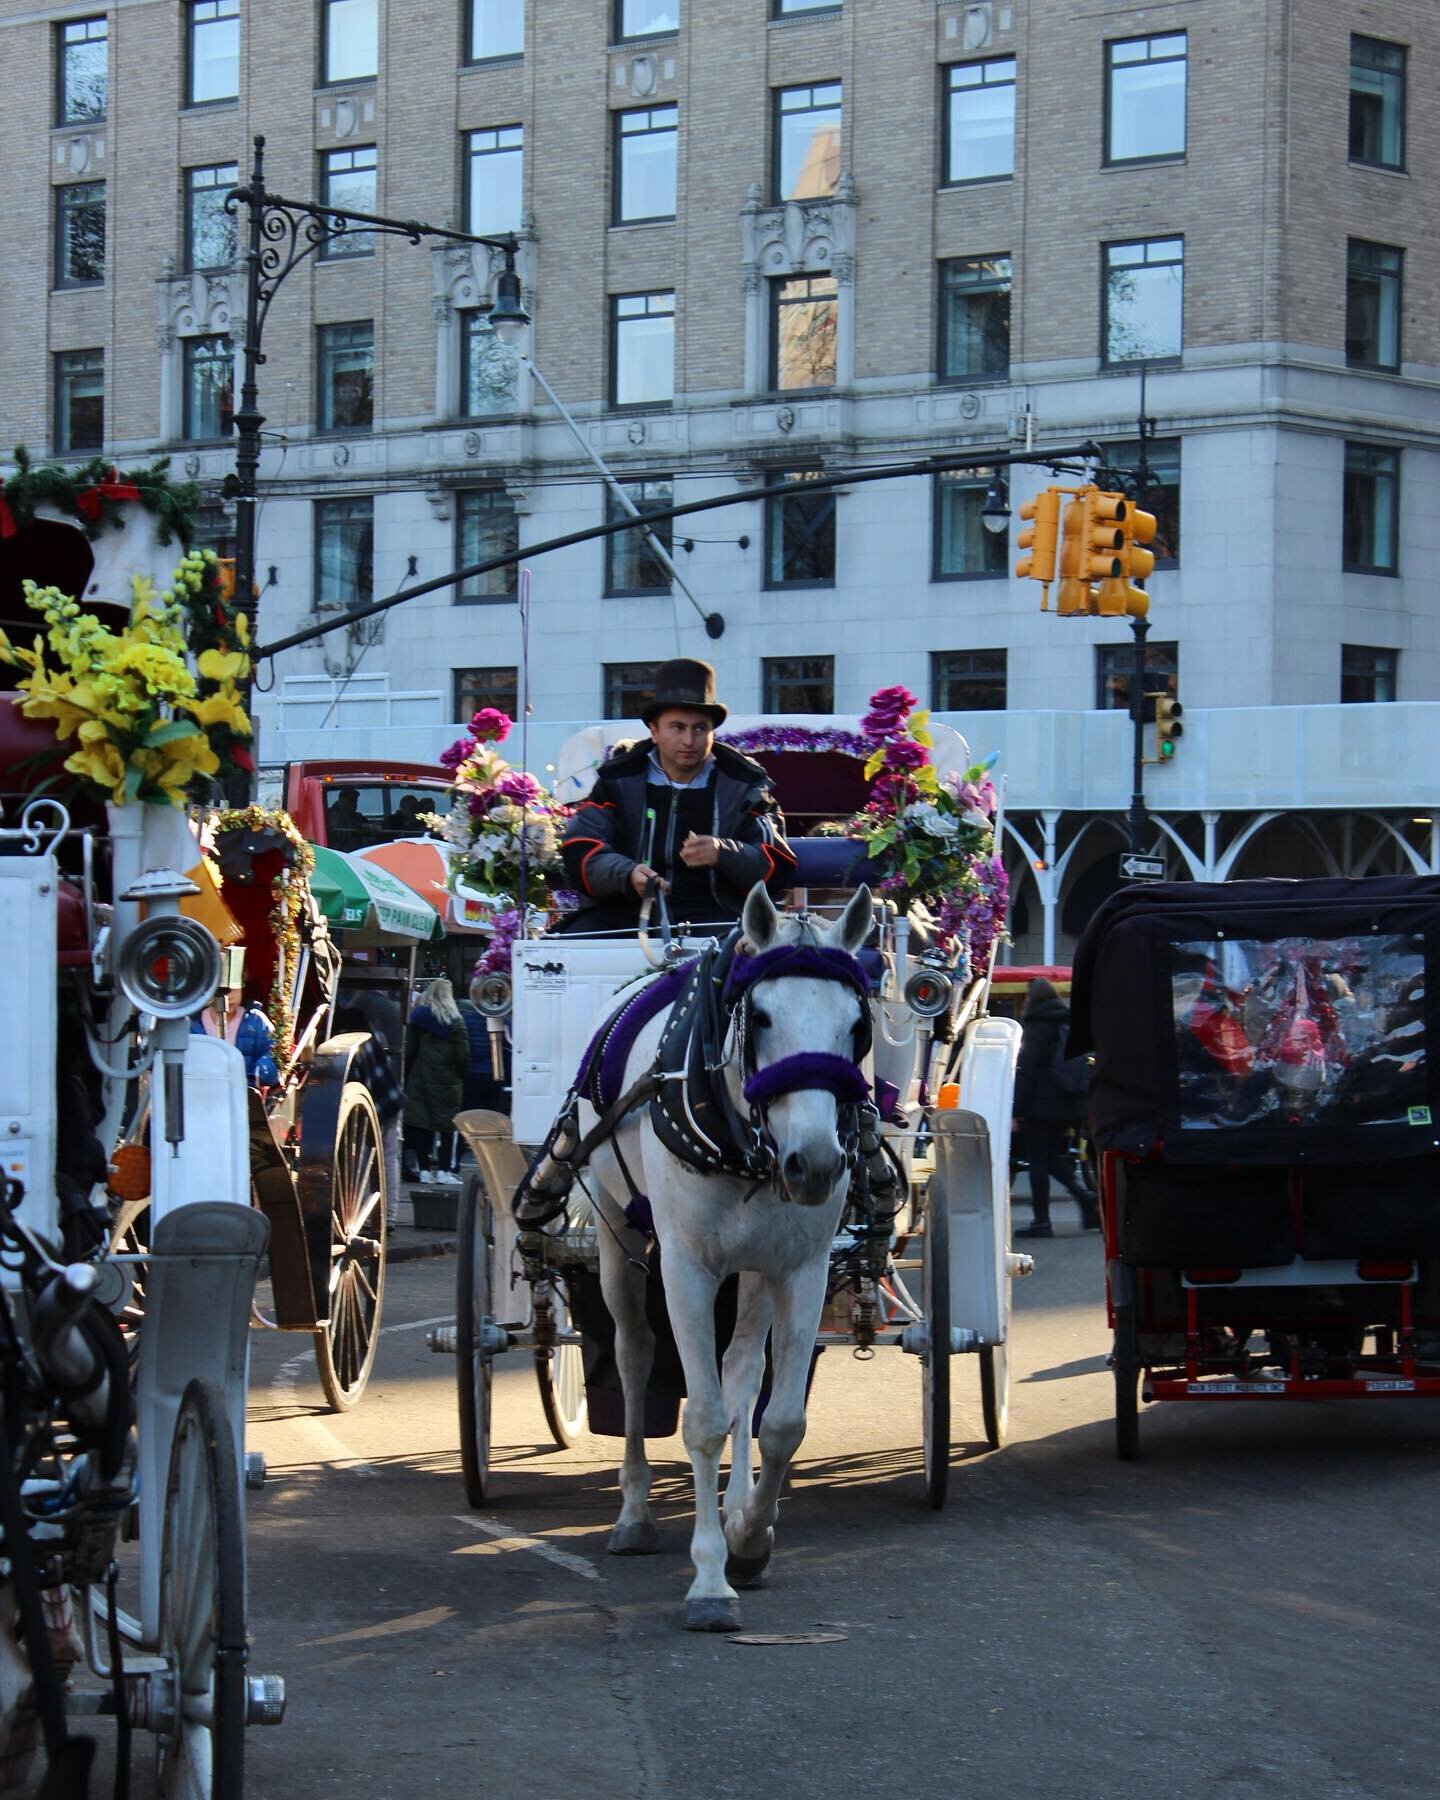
[117,915,222,1019]
[472,971,513,1017]
[903,967,953,1018]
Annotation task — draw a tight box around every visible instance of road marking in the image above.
[452,1516,600,1581]
[302,1605,458,1648]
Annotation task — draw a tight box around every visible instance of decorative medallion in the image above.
[776,406,796,434]
[627,420,647,445]
[332,443,351,467]
[463,431,482,456]
[959,392,982,421]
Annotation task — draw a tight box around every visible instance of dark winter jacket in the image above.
[560,740,795,930]
[402,1005,468,1132]
[1014,995,1085,1122]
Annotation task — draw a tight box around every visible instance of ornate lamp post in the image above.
[223,134,528,799]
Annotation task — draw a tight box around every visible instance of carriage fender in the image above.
[150,1034,250,1229]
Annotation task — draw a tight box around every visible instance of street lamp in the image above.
[487,264,530,344]
[980,471,1011,535]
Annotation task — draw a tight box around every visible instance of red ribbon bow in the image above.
[0,479,15,540]
[75,468,141,523]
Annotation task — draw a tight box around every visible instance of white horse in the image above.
[582,882,873,1631]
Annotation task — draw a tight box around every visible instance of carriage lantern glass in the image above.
[118,915,223,1020]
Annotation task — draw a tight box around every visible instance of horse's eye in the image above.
[752,1008,772,1032]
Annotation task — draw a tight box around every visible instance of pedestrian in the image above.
[458,992,510,1116]
[403,976,468,1185]
[333,1003,405,1229]
[1014,977,1099,1239]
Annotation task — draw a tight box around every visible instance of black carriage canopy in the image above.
[1069,875,1440,1164]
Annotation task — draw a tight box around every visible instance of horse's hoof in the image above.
[724,1548,772,1590]
[608,1519,660,1556]
[684,1596,742,1633]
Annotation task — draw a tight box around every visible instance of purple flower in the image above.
[883,738,928,772]
[861,684,918,740]
[496,770,543,806]
[471,707,512,744]
[439,734,475,770]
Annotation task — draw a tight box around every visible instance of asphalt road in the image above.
[221,1211,1440,1800]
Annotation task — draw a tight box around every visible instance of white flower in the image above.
[904,801,957,839]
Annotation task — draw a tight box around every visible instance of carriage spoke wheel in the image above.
[1113,1301,1141,1461]
[457,1173,495,1507]
[921,1179,951,1510]
[155,1379,246,1800]
[980,1191,1014,1450]
[314,1083,387,1413]
[535,1305,587,1451]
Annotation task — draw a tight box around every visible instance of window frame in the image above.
[182,334,235,442]
[772,81,842,203]
[185,0,240,108]
[764,469,837,591]
[772,0,841,14]
[54,180,106,290]
[1101,236,1184,368]
[603,661,663,720]
[54,348,104,455]
[56,16,108,126]
[612,104,679,226]
[465,0,525,64]
[605,478,674,597]
[614,1,678,44]
[930,649,1008,712]
[1341,442,1400,577]
[941,56,1017,188]
[319,145,378,258]
[463,125,524,237]
[932,468,1010,583]
[1103,32,1188,168]
[1345,238,1403,373]
[1348,35,1406,173]
[185,163,240,271]
[609,290,676,411]
[313,495,375,613]
[761,655,835,714]
[453,665,520,720]
[769,273,839,393]
[316,319,375,433]
[454,488,520,604]
[1340,643,1398,704]
[1095,640,1177,713]
[319,0,378,87]
[936,254,1011,384]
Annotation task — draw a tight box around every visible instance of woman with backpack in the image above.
[1014,977,1099,1239]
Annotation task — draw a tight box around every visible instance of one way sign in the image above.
[1119,853,1166,882]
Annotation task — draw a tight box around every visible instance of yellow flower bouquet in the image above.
[0,550,252,807]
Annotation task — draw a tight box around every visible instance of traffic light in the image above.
[217,558,237,602]
[1055,495,1092,615]
[1154,695,1184,760]
[1015,488,1060,598]
[1123,502,1158,585]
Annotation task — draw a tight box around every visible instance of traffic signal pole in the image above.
[1127,611,1151,854]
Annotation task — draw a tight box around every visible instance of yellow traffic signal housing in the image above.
[1056,495,1094,615]
[1155,694,1184,760]
[1123,503,1158,584]
[1081,489,1127,582]
[1015,488,1061,593]
[217,558,237,602]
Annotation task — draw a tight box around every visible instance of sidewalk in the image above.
[388,1185,458,1264]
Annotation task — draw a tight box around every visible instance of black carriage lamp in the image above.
[980,471,1012,536]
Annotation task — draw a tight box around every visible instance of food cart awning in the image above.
[309,844,443,943]
[351,839,488,935]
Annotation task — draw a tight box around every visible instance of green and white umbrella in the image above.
[309,844,443,943]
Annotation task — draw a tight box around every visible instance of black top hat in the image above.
[640,658,728,727]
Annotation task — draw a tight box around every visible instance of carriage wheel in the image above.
[155,1379,246,1800]
[921,1178,951,1510]
[1113,1301,1141,1462]
[457,1172,495,1507]
[536,1335,587,1449]
[313,1083,387,1413]
[980,1192,1014,1450]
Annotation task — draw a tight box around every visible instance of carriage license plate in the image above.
[1187,1380,1284,1394]
[1365,1379,1415,1392]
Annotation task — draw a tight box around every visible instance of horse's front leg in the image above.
[720,1271,771,1555]
[592,1165,659,1555]
[727,1254,829,1574]
[665,1253,739,1631]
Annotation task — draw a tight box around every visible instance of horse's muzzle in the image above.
[780,1147,847,1206]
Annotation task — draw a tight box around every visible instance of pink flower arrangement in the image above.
[861,686,919,742]
[472,707,512,744]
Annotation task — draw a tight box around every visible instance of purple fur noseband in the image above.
[743,1052,871,1109]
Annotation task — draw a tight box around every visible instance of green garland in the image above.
[211,807,314,1071]
[1,444,199,545]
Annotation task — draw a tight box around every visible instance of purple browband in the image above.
[726,944,872,1003]
[743,1052,871,1110]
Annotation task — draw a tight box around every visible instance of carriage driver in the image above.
[559,657,796,936]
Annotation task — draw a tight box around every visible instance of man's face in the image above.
[648,709,714,777]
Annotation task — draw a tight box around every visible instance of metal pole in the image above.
[1126,372,1157,855]
[231,136,267,806]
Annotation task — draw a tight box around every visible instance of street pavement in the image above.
[225,1199,1440,1800]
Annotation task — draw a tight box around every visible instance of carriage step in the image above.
[246,1674,287,1725]
[244,1452,267,1490]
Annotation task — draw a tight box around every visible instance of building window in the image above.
[314,497,374,611]
[771,276,837,391]
[193,504,235,559]
[460,311,519,417]
[1342,443,1399,575]
[606,479,673,596]
[186,164,239,270]
[454,665,519,720]
[943,58,1016,185]
[456,489,519,602]
[774,0,838,12]
[611,292,675,408]
[1349,36,1405,170]
[938,256,1010,382]
[1104,437,1181,565]
[1105,33,1186,164]
[1103,237,1183,365]
[614,105,678,225]
[1096,640,1177,712]
[317,321,374,431]
[932,649,1007,711]
[763,656,834,713]
[604,661,661,719]
[1341,644,1398,704]
[187,0,239,106]
[322,0,377,83]
[320,147,377,257]
[1345,240,1402,371]
[934,470,1009,581]
[616,2,678,42]
[183,336,234,440]
[465,127,524,236]
[57,18,107,125]
[54,350,104,454]
[55,182,105,288]
[766,470,835,589]
[468,0,523,61]
[774,83,841,201]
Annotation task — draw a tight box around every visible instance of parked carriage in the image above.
[1071,875,1440,1459]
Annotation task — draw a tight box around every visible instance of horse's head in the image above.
[736,884,873,1206]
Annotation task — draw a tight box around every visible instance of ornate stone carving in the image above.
[627,420,647,445]
[332,443,350,467]
[430,226,538,324]
[156,265,236,345]
[739,171,857,291]
[776,406,796,434]
[463,432,482,456]
[183,454,202,478]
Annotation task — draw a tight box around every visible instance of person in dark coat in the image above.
[1014,977,1099,1238]
[559,657,796,936]
[403,977,469,1185]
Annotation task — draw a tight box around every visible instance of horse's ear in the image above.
[740,882,780,953]
[835,884,873,956]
